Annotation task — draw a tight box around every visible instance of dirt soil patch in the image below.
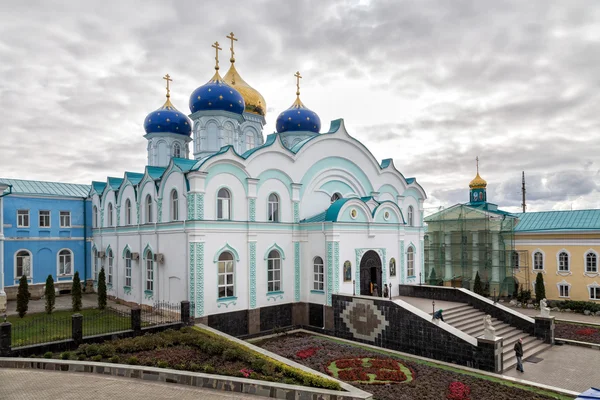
[257,333,566,400]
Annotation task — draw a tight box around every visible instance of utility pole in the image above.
[521,171,526,213]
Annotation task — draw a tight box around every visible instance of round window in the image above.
[350,209,357,219]
[384,211,390,220]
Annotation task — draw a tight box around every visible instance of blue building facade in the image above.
[0,179,91,305]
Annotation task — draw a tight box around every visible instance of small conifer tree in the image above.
[535,272,546,303]
[45,274,56,314]
[473,271,483,296]
[429,268,437,285]
[97,268,107,310]
[16,275,30,318]
[72,271,82,312]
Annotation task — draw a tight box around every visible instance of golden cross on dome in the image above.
[226,32,237,63]
[476,156,479,174]
[294,71,302,96]
[212,41,222,70]
[163,74,172,98]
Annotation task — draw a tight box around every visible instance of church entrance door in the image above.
[360,250,382,296]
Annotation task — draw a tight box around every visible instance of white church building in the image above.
[90,35,426,335]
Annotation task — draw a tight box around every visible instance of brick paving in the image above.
[0,369,271,400]
[503,344,600,392]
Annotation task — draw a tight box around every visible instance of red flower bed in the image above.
[370,358,400,370]
[296,347,320,359]
[556,322,600,345]
[447,381,471,400]
[575,327,597,336]
[375,369,407,382]
[335,358,364,369]
[338,369,369,382]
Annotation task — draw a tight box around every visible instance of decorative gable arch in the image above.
[213,243,240,263]
[264,243,286,260]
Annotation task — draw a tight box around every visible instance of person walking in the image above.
[514,338,524,373]
[383,284,389,299]
[433,309,444,322]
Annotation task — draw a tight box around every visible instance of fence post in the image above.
[131,308,142,336]
[180,301,190,326]
[0,322,11,356]
[72,314,83,345]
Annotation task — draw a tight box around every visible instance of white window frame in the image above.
[172,142,181,158]
[532,250,545,272]
[59,211,71,228]
[124,250,132,287]
[107,203,114,227]
[268,193,279,222]
[223,123,234,146]
[267,250,282,293]
[93,248,101,281]
[407,246,415,277]
[125,199,132,225]
[246,132,255,150]
[512,251,520,268]
[145,195,153,223]
[585,250,598,275]
[407,206,414,227]
[171,189,179,221]
[313,256,324,291]
[17,209,30,228]
[145,250,154,292]
[217,252,235,298]
[556,279,571,298]
[588,282,600,300]
[93,206,98,228]
[39,210,50,228]
[557,249,571,275]
[107,249,113,285]
[217,188,231,220]
[57,248,73,276]
[15,249,32,278]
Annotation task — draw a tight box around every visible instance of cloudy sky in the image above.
[1,0,599,214]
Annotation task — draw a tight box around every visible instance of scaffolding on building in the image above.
[424,204,528,296]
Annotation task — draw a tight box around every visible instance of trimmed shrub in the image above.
[157,360,169,368]
[16,275,30,318]
[60,352,71,360]
[45,275,56,314]
[98,267,107,310]
[473,272,483,296]
[91,355,103,362]
[535,272,546,303]
[109,355,120,363]
[43,352,53,359]
[127,356,139,365]
[78,354,86,361]
[72,271,82,312]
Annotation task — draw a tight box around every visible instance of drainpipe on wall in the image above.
[83,197,88,282]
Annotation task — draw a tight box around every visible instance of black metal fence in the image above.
[142,301,183,326]
[11,314,72,347]
[83,307,132,337]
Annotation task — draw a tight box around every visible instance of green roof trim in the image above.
[107,177,123,190]
[515,209,600,232]
[173,158,197,172]
[146,166,166,180]
[301,197,383,223]
[92,181,107,195]
[124,172,144,185]
[0,178,90,198]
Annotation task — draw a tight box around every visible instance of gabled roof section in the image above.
[406,178,415,184]
[172,158,197,172]
[124,172,144,185]
[425,202,516,222]
[107,177,123,190]
[300,197,380,223]
[466,202,515,217]
[91,181,107,195]
[146,166,166,180]
[515,209,600,232]
[242,133,277,158]
[0,178,90,198]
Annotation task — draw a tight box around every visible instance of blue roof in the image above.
[173,158,197,172]
[300,197,382,223]
[92,181,106,194]
[465,202,515,217]
[107,177,123,190]
[146,167,166,180]
[124,172,144,185]
[0,178,90,198]
[515,210,600,232]
[189,72,245,115]
[144,99,192,136]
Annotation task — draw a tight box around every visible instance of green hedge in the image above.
[547,300,600,313]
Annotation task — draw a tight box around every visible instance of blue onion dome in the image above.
[189,71,245,115]
[276,72,320,133]
[144,98,192,136]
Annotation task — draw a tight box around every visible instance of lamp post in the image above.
[494,288,497,304]
[352,280,355,296]
[432,300,436,315]
[419,272,422,286]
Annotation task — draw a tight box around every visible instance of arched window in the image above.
[407,246,415,277]
[145,195,153,223]
[145,250,154,292]
[586,252,598,273]
[512,251,519,268]
[533,252,544,270]
[268,193,279,222]
[16,250,32,278]
[246,132,255,150]
[124,250,132,287]
[58,249,72,276]
[125,199,132,225]
[93,206,98,228]
[173,143,181,158]
[331,193,342,203]
[267,250,281,292]
[558,251,569,272]
[223,123,234,147]
[171,190,179,221]
[407,206,414,227]
[217,251,235,298]
[217,188,231,220]
[107,203,114,227]
[313,256,324,291]
[107,249,113,285]
[93,248,100,281]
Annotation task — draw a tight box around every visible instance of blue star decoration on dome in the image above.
[276,71,321,134]
[189,72,245,115]
[144,98,192,136]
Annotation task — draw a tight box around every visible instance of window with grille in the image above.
[39,210,50,227]
[313,257,324,291]
[218,252,235,298]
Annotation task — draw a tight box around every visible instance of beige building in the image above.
[514,210,600,302]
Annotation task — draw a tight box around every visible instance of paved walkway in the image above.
[503,344,600,392]
[393,295,465,314]
[503,304,600,324]
[4,293,135,316]
[0,369,271,400]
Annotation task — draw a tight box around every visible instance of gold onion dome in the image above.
[223,64,266,116]
[469,173,487,189]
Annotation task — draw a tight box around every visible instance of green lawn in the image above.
[8,308,132,347]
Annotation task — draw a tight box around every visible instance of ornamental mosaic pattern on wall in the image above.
[340,297,390,342]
